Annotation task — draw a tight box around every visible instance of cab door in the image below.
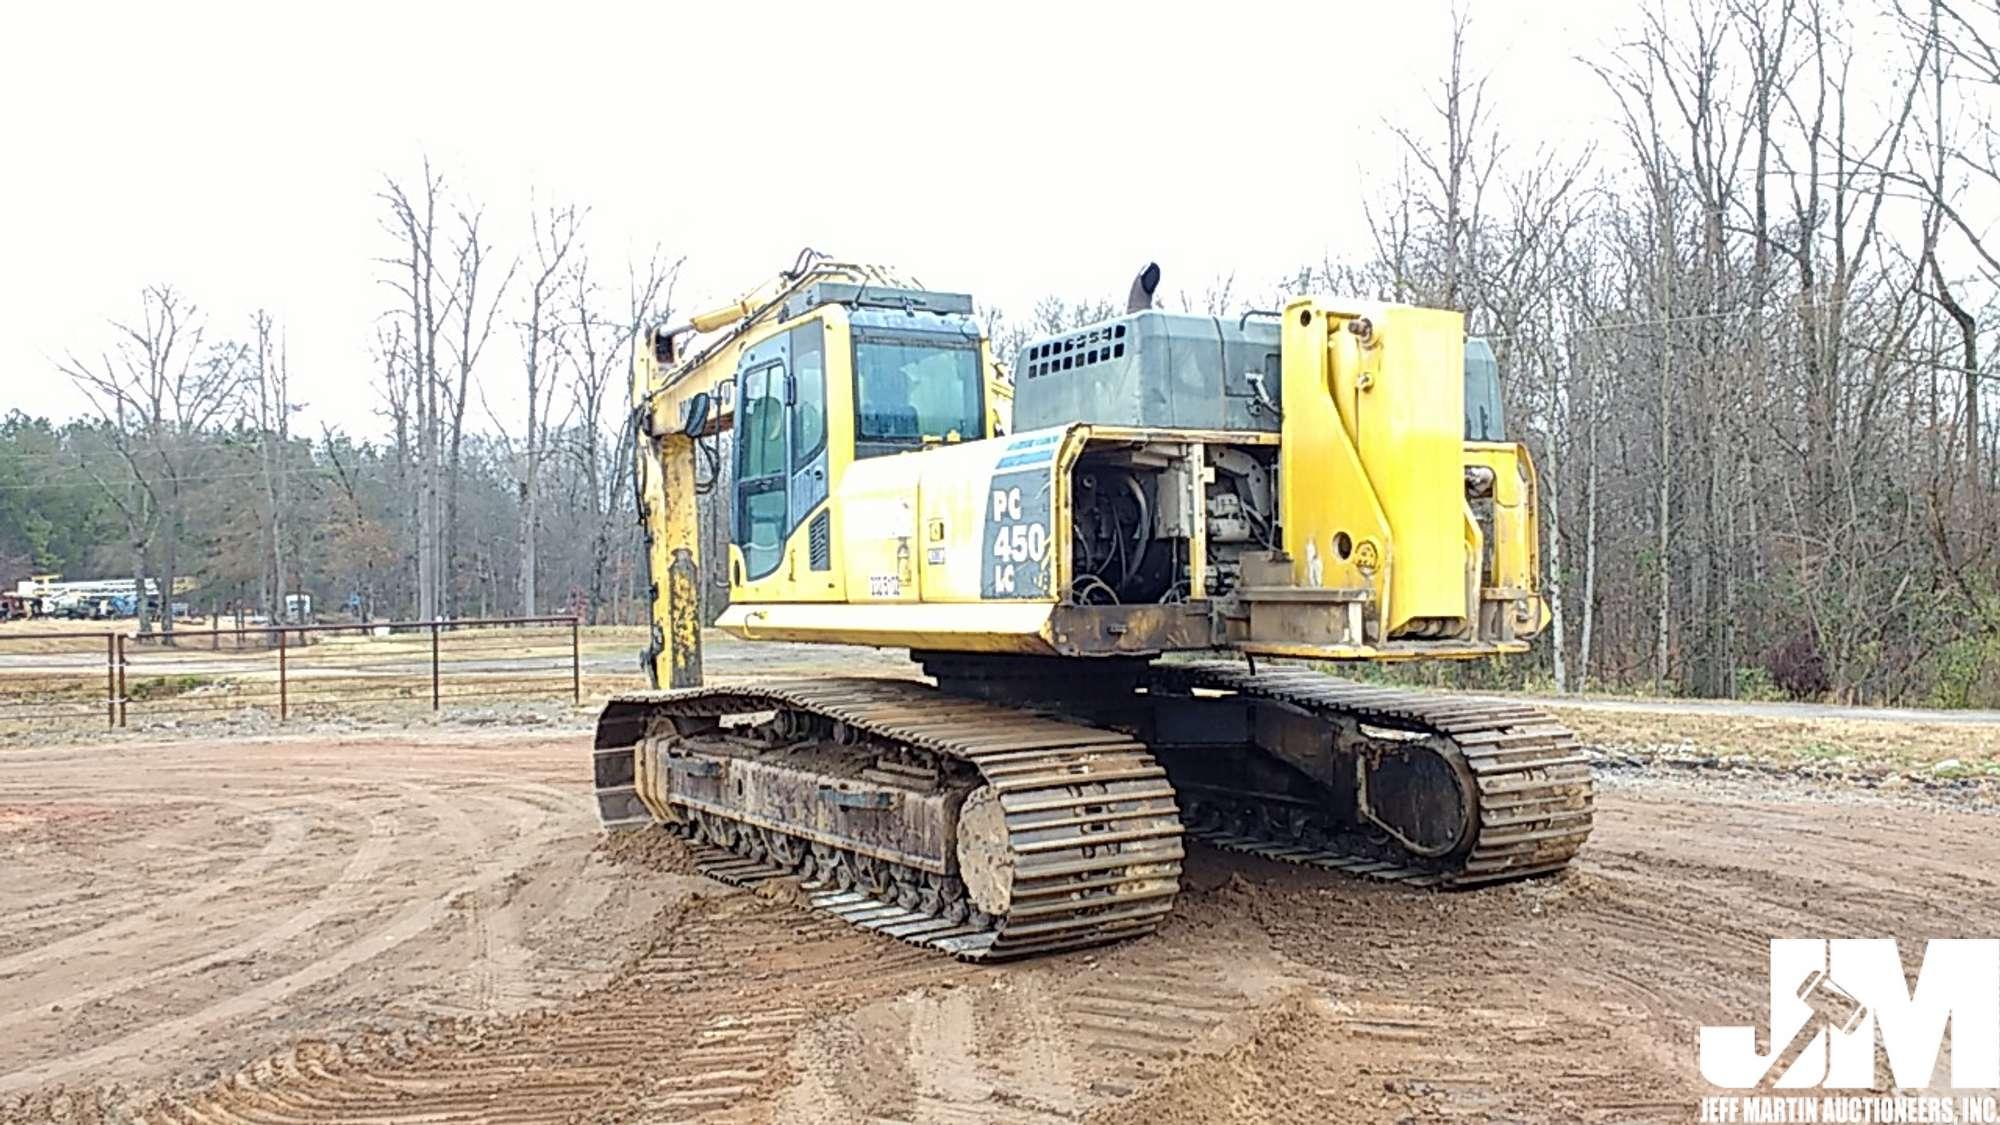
[732,334,791,589]
[730,320,842,600]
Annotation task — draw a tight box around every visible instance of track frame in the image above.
[594,678,1186,961]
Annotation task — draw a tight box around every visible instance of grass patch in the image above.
[1550,706,2000,772]
[127,675,210,702]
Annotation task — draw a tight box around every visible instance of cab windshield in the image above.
[852,331,983,458]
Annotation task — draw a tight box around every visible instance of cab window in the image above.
[791,321,826,469]
[853,331,983,459]
[734,361,788,580]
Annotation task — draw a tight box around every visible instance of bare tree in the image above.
[499,201,579,617]
[247,310,292,621]
[1900,0,1998,493]
[378,158,513,622]
[378,160,447,621]
[1378,4,1503,312]
[562,244,679,621]
[440,201,515,617]
[60,285,243,642]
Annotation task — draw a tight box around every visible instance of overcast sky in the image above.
[2,1,1625,435]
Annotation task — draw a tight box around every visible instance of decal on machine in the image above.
[868,574,902,598]
[983,463,1053,599]
[994,431,1060,470]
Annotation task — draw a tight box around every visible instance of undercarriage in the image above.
[591,657,1594,960]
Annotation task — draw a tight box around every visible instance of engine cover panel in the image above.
[1012,311,1282,433]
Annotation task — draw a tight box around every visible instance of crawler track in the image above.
[591,665,1588,962]
[1149,660,1595,887]
[593,678,1185,961]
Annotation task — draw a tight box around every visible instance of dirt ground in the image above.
[2,718,1996,1125]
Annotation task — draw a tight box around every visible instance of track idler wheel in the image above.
[953,785,1015,918]
[1356,737,1478,859]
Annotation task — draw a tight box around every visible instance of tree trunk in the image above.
[159,530,178,644]
[446,404,466,618]
[272,352,288,623]
[1654,315,1672,693]
[412,235,439,624]
[132,542,151,638]
[1578,433,1598,692]
[519,478,537,616]
[1541,356,1568,693]
[1930,253,1982,504]
[1546,462,1568,693]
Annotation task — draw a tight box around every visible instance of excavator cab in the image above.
[713,285,1000,604]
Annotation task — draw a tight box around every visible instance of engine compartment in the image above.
[1068,443,1277,606]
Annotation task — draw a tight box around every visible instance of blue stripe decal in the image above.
[1005,433,1061,452]
[995,449,1055,469]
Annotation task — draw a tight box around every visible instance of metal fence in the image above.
[0,615,583,731]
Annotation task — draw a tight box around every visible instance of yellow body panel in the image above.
[718,600,1062,652]
[1241,638,1531,660]
[988,375,1015,435]
[1465,441,1538,592]
[1279,299,1468,638]
[829,484,920,603]
[775,424,1078,607]
[1465,440,1549,637]
[1276,303,1397,625]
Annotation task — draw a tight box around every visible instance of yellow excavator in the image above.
[593,250,1592,961]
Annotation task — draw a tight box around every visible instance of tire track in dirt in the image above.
[0,780,568,1096]
[1062,957,1250,1092]
[0,812,397,1042]
[767,901,1307,1123]
[1,776,564,1012]
[898,987,1079,1125]
[0,795,565,1098]
[1128,773,2000,1124]
[425,783,570,1018]
[0,774,536,966]
[125,882,972,1124]
[0,799,262,954]
[0,805,306,981]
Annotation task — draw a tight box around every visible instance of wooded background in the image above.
[4,0,1997,706]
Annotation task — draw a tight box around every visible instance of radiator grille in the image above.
[808,510,831,571]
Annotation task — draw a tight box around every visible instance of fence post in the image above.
[105,633,116,729]
[571,617,582,705]
[277,625,288,722]
[430,621,441,711]
[116,632,127,728]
